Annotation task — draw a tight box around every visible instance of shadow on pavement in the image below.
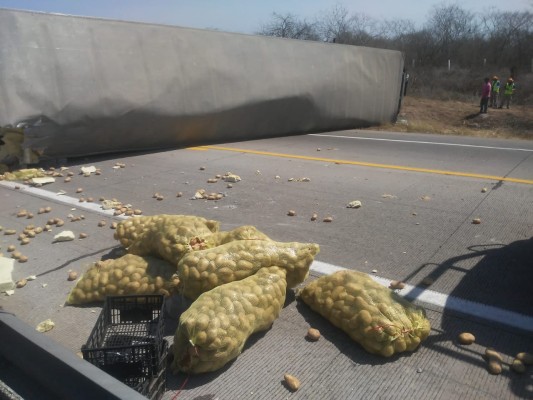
[446,237,532,317]
[294,297,418,366]
[405,236,533,399]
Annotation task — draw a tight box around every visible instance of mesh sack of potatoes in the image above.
[177,239,319,299]
[114,215,220,263]
[171,266,287,373]
[201,225,272,249]
[299,270,430,357]
[67,254,180,304]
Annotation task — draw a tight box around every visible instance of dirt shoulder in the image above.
[371,96,533,140]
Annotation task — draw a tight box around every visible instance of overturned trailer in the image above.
[0,8,405,165]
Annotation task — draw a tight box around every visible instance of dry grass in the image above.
[372,96,533,140]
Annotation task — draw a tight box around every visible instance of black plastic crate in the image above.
[82,295,166,390]
[138,340,168,400]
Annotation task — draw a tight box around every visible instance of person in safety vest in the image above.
[499,78,515,109]
[490,76,500,108]
[480,77,491,114]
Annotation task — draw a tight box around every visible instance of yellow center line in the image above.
[186,146,209,151]
[201,145,533,185]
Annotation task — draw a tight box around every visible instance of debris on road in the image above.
[30,177,56,186]
[288,177,311,182]
[36,319,55,333]
[347,200,362,208]
[223,173,241,182]
[53,230,76,243]
[472,218,481,224]
[80,166,97,175]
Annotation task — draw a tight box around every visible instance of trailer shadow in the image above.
[401,236,533,399]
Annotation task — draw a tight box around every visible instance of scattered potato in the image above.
[18,255,28,263]
[68,271,78,281]
[306,328,321,341]
[16,279,27,288]
[287,210,296,216]
[284,374,301,391]
[472,218,481,224]
[511,359,526,373]
[323,216,333,222]
[516,352,533,365]
[457,332,475,345]
[98,220,107,227]
[421,277,434,286]
[485,348,503,375]
[389,281,406,290]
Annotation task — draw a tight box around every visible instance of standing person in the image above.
[490,76,500,108]
[499,78,515,109]
[480,77,491,114]
[403,69,410,96]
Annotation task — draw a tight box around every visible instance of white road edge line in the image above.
[0,181,125,219]
[2,181,532,333]
[311,261,533,333]
[309,133,533,152]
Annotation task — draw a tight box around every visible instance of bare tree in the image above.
[257,12,319,40]
[481,10,533,67]
[315,4,353,42]
[425,4,480,66]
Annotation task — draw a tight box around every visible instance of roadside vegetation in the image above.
[380,95,533,140]
[258,3,533,139]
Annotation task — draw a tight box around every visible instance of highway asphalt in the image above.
[1,129,532,399]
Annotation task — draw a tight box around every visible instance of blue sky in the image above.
[0,0,531,34]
